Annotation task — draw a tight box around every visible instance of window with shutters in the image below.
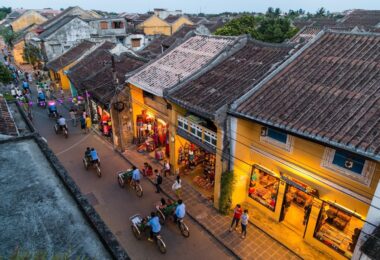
[100,21,108,29]
[131,38,141,48]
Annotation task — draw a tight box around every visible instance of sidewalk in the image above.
[119,147,301,260]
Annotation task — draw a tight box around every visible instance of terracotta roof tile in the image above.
[164,15,181,24]
[0,96,18,136]
[340,9,380,28]
[138,35,168,59]
[234,31,380,159]
[168,39,294,119]
[128,35,238,96]
[81,53,146,105]
[46,40,96,71]
[67,41,116,88]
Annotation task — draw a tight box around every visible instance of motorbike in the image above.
[47,101,58,118]
[117,169,143,197]
[37,99,47,109]
[54,123,68,138]
[130,214,167,254]
[156,203,190,238]
[83,156,101,177]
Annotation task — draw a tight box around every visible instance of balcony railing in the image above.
[177,115,217,148]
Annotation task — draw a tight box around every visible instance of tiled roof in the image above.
[137,35,167,60]
[38,15,78,40]
[0,96,18,136]
[233,31,380,159]
[81,53,146,105]
[340,9,380,28]
[128,35,238,96]
[290,26,323,43]
[161,24,196,48]
[38,6,76,30]
[164,15,180,24]
[202,19,226,33]
[46,40,96,71]
[67,41,115,88]
[167,38,294,119]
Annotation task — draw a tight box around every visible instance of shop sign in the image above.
[280,172,319,197]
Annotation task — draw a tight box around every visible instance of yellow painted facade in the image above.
[231,118,380,259]
[13,40,25,66]
[171,17,194,34]
[11,10,47,32]
[50,63,76,90]
[137,15,171,36]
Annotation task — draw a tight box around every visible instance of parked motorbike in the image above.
[54,123,68,138]
[37,99,47,109]
[83,156,101,177]
[130,214,167,254]
[117,169,143,197]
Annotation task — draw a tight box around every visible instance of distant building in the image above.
[153,8,182,19]
[9,10,47,32]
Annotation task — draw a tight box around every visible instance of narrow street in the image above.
[29,89,234,259]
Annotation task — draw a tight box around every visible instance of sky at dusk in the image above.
[2,0,380,14]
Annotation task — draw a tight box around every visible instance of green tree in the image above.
[315,7,327,17]
[23,43,42,67]
[214,15,258,38]
[0,6,11,20]
[256,17,298,43]
[0,27,20,48]
[0,63,12,84]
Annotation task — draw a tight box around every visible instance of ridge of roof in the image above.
[38,15,81,40]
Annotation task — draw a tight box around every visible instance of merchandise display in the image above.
[178,142,215,192]
[248,166,279,211]
[135,110,169,158]
[314,203,363,257]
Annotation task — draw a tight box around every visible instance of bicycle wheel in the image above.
[96,165,101,178]
[118,175,125,188]
[157,210,165,225]
[136,184,143,197]
[156,237,167,254]
[131,225,141,240]
[179,222,190,238]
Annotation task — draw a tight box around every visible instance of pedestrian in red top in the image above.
[229,204,243,231]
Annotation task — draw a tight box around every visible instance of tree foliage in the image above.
[0,6,11,20]
[0,27,20,48]
[23,43,42,66]
[215,12,299,43]
[0,63,12,84]
[219,171,235,215]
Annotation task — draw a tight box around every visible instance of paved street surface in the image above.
[28,91,234,260]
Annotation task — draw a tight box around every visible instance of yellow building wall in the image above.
[54,63,76,90]
[231,118,379,259]
[129,84,145,137]
[13,41,25,66]
[11,11,47,32]
[171,17,194,34]
[137,16,172,35]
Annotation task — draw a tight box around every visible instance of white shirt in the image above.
[58,117,66,126]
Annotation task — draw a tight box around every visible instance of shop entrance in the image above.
[177,136,216,200]
[280,184,313,236]
[135,109,169,161]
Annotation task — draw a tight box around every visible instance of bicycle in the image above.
[156,204,190,238]
[117,170,143,197]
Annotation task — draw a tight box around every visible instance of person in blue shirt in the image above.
[22,80,29,90]
[174,199,186,223]
[147,212,161,242]
[38,92,46,102]
[132,166,141,184]
[90,148,99,164]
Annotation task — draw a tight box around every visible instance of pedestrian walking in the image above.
[69,108,77,127]
[11,87,16,98]
[172,175,182,198]
[155,170,163,193]
[241,209,249,238]
[163,160,170,177]
[80,116,86,133]
[229,204,243,231]
[85,115,92,133]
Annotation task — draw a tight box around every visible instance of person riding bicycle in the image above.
[131,166,141,185]
[84,147,91,161]
[57,115,67,131]
[147,212,161,242]
[90,148,99,164]
[174,199,186,223]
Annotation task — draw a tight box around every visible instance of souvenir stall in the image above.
[98,106,112,138]
[177,136,216,196]
[135,109,169,160]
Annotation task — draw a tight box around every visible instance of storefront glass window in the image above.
[248,165,280,211]
[314,202,363,258]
